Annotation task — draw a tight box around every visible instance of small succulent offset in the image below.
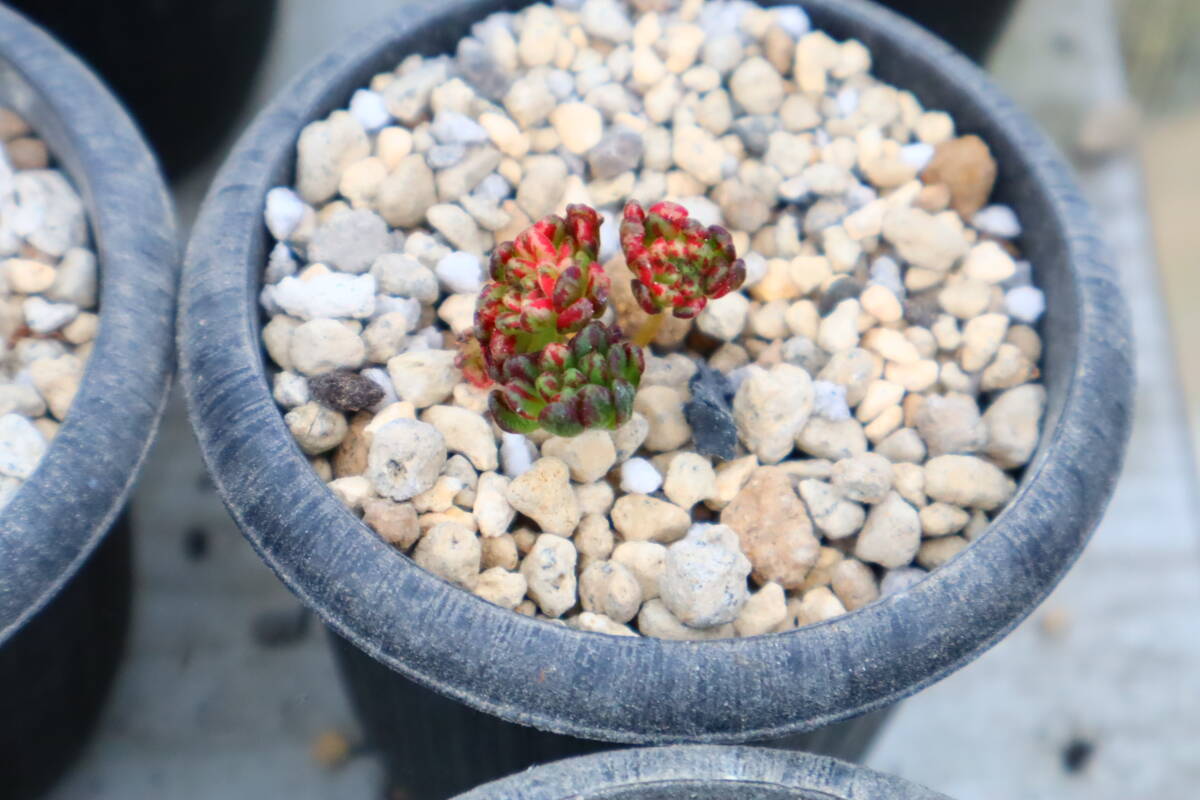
[621,201,747,319]
[464,200,746,437]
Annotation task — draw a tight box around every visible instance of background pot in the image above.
[7,0,279,179]
[454,744,951,800]
[180,0,1133,795]
[0,7,177,797]
[880,0,1018,62]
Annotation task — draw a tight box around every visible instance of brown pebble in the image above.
[921,134,997,218]
[5,137,49,169]
[309,369,384,412]
[0,108,30,140]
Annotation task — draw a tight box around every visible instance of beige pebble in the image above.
[611,494,691,543]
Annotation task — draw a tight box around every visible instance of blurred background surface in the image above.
[24,0,1200,797]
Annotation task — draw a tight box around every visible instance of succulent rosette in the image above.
[474,204,609,380]
[489,321,644,437]
[620,200,747,319]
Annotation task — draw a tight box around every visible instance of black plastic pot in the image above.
[880,0,1018,63]
[0,7,177,798]
[454,745,951,800]
[180,0,1133,796]
[7,0,279,179]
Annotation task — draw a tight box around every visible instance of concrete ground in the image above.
[45,0,1200,798]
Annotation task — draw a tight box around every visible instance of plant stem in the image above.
[632,313,665,348]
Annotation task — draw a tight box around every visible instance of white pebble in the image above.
[868,256,903,296]
[263,187,308,241]
[349,89,391,132]
[373,295,423,329]
[23,297,78,334]
[500,432,537,477]
[0,413,47,480]
[741,252,768,287]
[972,204,1022,238]
[430,110,489,145]
[435,251,485,294]
[900,143,935,170]
[772,6,811,37]
[620,457,662,494]
[811,380,850,421]
[272,272,376,320]
[836,87,859,116]
[361,367,399,411]
[264,242,298,284]
[1005,285,1046,324]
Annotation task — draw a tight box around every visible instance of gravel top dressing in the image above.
[259,0,1047,639]
[0,107,98,508]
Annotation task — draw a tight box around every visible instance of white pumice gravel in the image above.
[260,0,1049,638]
[0,108,98,508]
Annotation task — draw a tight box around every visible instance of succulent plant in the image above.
[489,321,643,437]
[474,204,609,381]
[619,200,747,319]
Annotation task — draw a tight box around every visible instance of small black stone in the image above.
[1061,737,1095,774]
[904,289,942,328]
[251,606,312,648]
[818,277,863,316]
[309,370,385,412]
[685,365,738,461]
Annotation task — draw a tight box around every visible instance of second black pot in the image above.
[453,745,951,800]
[0,7,177,797]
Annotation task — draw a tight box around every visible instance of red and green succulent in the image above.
[463,200,746,437]
[620,200,747,319]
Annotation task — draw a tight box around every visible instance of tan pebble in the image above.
[864,405,903,443]
[575,514,615,569]
[637,598,734,640]
[413,522,481,589]
[860,284,903,323]
[924,454,1015,510]
[505,457,580,534]
[892,462,927,507]
[327,476,373,510]
[481,534,519,571]
[885,359,939,392]
[856,379,905,424]
[733,582,788,637]
[520,533,577,617]
[831,559,879,611]
[874,427,926,463]
[799,547,844,592]
[579,560,643,623]
[633,386,692,452]
[916,535,969,569]
[473,567,527,609]
[575,480,615,516]
[720,467,820,589]
[611,494,691,543]
[662,452,716,509]
[960,313,1009,372]
[920,502,970,537]
[855,492,921,568]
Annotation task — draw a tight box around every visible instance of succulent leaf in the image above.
[620,200,748,319]
[488,321,643,435]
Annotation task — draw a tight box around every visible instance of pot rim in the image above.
[452,744,950,799]
[180,0,1133,742]
[0,6,178,643]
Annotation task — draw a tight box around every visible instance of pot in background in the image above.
[0,7,178,798]
[453,744,951,800]
[180,0,1132,797]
